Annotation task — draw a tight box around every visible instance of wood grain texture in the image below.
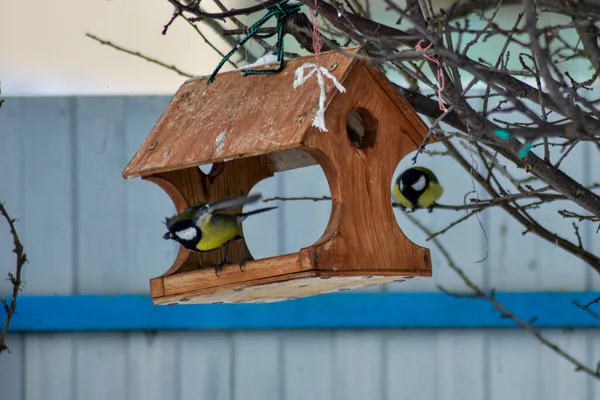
[362,63,433,148]
[123,47,434,304]
[122,49,360,179]
[154,275,415,305]
[299,61,432,274]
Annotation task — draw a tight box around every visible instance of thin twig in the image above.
[404,211,600,381]
[573,300,600,321]
[426,210,479,240]
[173,0,281,21]
[163,9,183,35]
[0,202,28,353]
[222,27,278,36]
[181,16,239,68]
[559,210,600,222]
[263,189,570,212]
[85,33,194,78]
[573,222,583,248]
[582,296,600,309]
[262,195,332,203]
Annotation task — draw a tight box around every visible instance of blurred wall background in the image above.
[1,1,600,399]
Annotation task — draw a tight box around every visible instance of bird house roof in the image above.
[122,47,429,179]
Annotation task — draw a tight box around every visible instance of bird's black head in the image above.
[399,167,429,195]
[162,218,201,252]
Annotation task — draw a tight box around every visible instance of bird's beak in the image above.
[163,232,174,240]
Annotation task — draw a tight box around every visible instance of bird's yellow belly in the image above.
[195,219,240,252]
[416,182,444,208]
[393,181,444,209]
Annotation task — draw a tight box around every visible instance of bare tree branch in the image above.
[170,0,282,21]
[289,0,600,221]
[88,0,600,297]
[74,0,600,377]
[0,202,27,354]
[444,139,600,273]
[573,300,600,321]
[86,33,195,78]
[404,211,600,381]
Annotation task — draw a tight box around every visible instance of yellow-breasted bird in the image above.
[162,193,277,275]
[392,166,444,213]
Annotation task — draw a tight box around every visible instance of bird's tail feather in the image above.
[237,206,278,221]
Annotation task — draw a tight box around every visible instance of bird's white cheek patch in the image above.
[175,227,197,241]
[411,175,427,191]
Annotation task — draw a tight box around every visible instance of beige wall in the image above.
[1,0,588,96]
[1,0,471,96]
[0,0,248,96]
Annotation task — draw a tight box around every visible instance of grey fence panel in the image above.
[1,96,599,400]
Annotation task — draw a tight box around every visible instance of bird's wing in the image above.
[192,193,263,226]
[164,203,205,229]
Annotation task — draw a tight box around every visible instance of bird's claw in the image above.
[213,259,232,277]
[427,203,439,213]
[234,235,254,273]
[238,255,254,272]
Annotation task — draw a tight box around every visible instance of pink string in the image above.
[415,40,448,112]
[310,0,322,64]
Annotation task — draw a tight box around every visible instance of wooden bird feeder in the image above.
[122,47,433,305]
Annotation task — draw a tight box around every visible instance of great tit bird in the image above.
[392,166,444,213]
[162,193,278,275]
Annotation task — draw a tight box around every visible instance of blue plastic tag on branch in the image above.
[518,142,533,159]
[493,128,511,140]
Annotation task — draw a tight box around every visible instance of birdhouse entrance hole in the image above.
[346,107,378,149]
[122,47,435,305]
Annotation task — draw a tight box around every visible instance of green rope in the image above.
[207,1,303,84]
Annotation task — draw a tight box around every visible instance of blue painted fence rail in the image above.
[3,292,600,331]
